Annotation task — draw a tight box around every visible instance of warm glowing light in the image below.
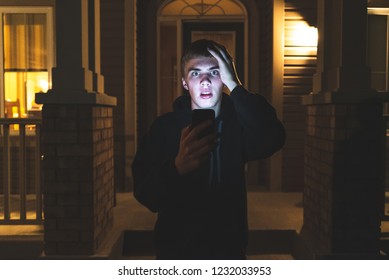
[290,22,318,47]
[368,7,389,16]
[38,79,49,93]
[12,107,19,118]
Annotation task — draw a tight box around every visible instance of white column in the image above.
[307,0,375,104]
[36,0,116,106]
[91,0,105,94]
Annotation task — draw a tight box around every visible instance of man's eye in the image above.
[211,70,219,76]
[191,71,199,77]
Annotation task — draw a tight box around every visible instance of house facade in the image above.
[1,0,388,258]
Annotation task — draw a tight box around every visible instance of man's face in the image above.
[182,56,223,112]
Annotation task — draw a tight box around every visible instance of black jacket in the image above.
[132,86,286,259]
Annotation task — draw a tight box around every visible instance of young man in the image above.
[132,39,286,259]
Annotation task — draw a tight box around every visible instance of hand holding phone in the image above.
[174,109,216,175]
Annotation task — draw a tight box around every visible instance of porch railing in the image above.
[0,118,43,224]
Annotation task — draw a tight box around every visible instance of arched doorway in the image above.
[135,0,281,190]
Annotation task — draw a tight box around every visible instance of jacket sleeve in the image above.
[229,86,286,160]
[131,119,182,213]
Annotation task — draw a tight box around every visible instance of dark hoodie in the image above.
[132,86,286,259]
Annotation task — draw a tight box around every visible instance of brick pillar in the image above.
[36,0,117,256]
[42,105,114,255]
[302,102,384,257]
[301,0,387,258]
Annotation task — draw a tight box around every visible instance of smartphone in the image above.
[191,109,215,138]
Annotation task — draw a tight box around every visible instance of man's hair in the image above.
[181,39,221,77]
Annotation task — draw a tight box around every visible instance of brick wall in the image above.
[304,104,337,252]
[303,102,383,257]
[42,104,114,255]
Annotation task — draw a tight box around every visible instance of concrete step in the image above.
[0,238,43,260]
[116,254,293,260]
[114,229,297,259]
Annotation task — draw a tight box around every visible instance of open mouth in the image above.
[200,92,213,99]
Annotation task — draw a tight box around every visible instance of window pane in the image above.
[3,13,48,118]
[4,71,46,117]
[26,72,47,111]
[4,72,24,117]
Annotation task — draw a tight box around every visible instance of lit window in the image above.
[1,8,53,118]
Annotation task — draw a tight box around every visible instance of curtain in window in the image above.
[3,13,48,116]
[3,14,47,71]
